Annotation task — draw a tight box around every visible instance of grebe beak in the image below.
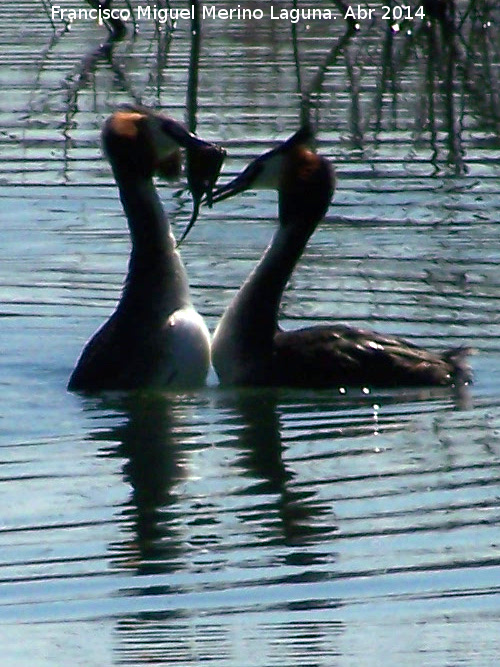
[105,107,226,245]
[211,124,315,204]
[177,142,226,247]
[210,159,264,203]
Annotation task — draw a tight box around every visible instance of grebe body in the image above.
[210,128,471,389]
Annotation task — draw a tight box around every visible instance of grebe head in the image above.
[177,141,226,246]
[211,125,314,201]
[102,106,226,235]
[103,107,180,180]
[211,125,335,227]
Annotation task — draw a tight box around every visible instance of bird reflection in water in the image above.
[91,392,189,574]
[225,388,337,553]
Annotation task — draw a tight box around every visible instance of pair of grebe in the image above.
[68,107,471,392]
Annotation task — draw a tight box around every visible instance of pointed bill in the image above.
[211,125,315,204]
[177,142,226,246]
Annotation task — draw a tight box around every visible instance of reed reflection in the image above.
[84,0,128,40]
[186,0,201,133]
[293,0,498,169]
[421,3,465,173]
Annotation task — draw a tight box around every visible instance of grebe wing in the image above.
[68,315,141,391]
[273,324,472,388]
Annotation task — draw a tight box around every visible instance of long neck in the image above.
[216,152,333,357]
[223,214,314,349]
[114,169,191,314]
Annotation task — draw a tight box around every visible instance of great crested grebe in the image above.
[68,106,225,392]
[209,127,472,388]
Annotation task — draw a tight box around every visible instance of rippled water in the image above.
[1,1,500,665]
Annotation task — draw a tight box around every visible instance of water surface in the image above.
[1,1,500,665]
